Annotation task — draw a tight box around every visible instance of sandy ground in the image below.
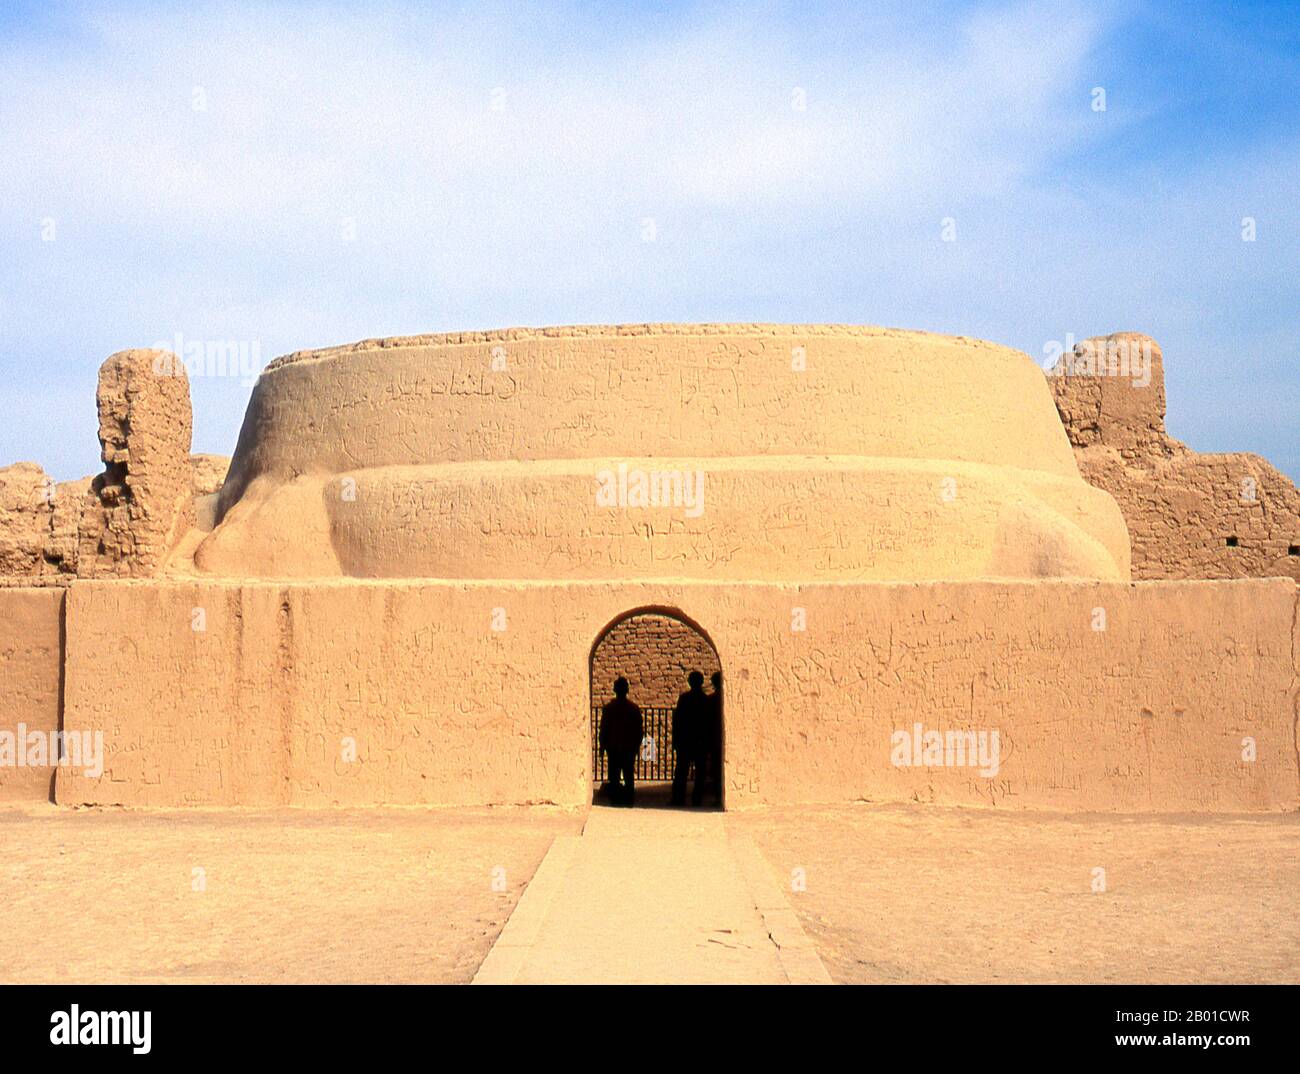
[729,804,1300,984]
[0,804,580,983]
[2,802,1297,984]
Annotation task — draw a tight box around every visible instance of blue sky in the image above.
[1,0,1296,481]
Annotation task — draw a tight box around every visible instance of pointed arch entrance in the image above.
[589,606,723,809]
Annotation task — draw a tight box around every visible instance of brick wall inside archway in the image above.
[590,612,720,710]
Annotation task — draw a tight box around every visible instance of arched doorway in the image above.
[589,607,723,809]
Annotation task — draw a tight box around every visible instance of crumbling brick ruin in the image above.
[1048,333,1300,581]
[76,349,196,578]
[0,350,228,581]
[0,463,88,578]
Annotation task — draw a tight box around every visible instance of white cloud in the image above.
[0,1,1295,481]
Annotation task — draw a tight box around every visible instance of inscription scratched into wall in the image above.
[44,578,1300,812]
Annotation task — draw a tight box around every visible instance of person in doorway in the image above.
[600,676,643,806]
[671,670,710,806]
[706,670,723,805]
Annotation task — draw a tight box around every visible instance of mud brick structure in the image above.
[0,351,227,581]
[1048,333,1300,582]
[2,325,1296,811]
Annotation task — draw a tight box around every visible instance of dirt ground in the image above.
[0,804,580,983]
[729,803,1300,984]
[2,802,1297,984]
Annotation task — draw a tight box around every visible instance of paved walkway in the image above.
[473,807,831,984]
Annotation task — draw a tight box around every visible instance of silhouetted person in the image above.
[600,676,643,806]
[671,670,710,806]
[707,670,723,804]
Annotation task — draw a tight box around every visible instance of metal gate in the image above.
[591,705,675,782]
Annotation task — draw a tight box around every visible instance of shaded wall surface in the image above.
[0,587,64,801]
[590,613,720,710]
[55,578,1298,812]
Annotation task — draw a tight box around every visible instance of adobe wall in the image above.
[199,459,1130,582]
[56,578,1299,812]
[590,613,721,710]
[0,346,228,582]
[1049,333,1300,581]
[0,586,65,802]
[228,325,1087,488]
[0,464,91,577]
[196,326,1130,582]
[77,349,195,578]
